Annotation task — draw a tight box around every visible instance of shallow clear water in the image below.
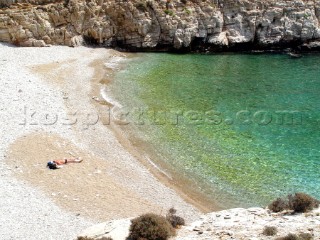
[108,53,320,208]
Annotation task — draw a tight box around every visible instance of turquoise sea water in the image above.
[108,53,320,208]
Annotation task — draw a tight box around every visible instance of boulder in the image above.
[77,218,132,240]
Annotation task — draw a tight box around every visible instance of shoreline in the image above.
[3,44,319,240]
[88,51,220,213]
[87,50,230,213]
[0,43,201,238]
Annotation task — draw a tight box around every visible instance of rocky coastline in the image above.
[0,0,320,52]
[78,207,320,240]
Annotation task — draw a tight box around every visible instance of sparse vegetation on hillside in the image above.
[276,232,313,240]
[269,197,289,212]
[288,193,319,213]
[268,193,319,213]
[164,9,174,16]
[276,233,300,240]
[166,207,185,228]
[262,226,278,236]
[184,7,191,15]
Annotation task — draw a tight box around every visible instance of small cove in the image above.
[105,53,320,208]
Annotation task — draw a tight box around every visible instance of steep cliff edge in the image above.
[1,0,320,51]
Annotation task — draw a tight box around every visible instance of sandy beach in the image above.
[0,43,200,240]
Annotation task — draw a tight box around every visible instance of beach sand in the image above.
[0,43,200,239]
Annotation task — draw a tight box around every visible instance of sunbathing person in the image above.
[47,157,83,169]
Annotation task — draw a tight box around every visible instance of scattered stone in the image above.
[173,207,320,240]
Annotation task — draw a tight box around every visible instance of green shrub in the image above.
[184,8,191,15]
[262,226,278,236]
[164,9,174,16]
[128,213,175,240]
[288,193,319,213]
[166,208,185,228]
[268,197,289,212]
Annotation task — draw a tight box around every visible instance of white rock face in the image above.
[78,207,320,240]
[78,218,132,240]
[0,0,320,51]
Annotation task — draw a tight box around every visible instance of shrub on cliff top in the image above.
[288,192,319,213]
[128,213,175,240]
[268,197,289,213]
[262,226,278,236]
[166,207,185,228]
[268,193,319,213]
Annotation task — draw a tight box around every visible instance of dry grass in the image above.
[166,208,185,228]
[262,226,278,236]
[288,193,319,213]
[268,197,289,213]
[128,213,175,240]
[268,193,319,213]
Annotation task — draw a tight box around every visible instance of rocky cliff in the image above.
[1,0,320,51]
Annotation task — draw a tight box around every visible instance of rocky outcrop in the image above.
[77,207,320,240]
[0,0,320,52]
[78,218,132,240]
[177,207,320,239]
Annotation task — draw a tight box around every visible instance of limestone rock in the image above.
[0,28,10,42]
[78,218,132,240]
[77,207,320,240]
[208,32,228,46]
[19,38,47,47]
[175,207,320,240]
[0,0,320,51]
[70,35,84,47]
